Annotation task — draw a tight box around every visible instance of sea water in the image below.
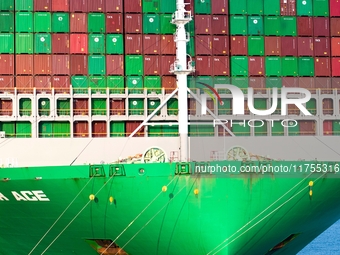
[298,220,340,255]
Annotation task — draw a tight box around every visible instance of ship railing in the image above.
[171,10,192,23]
[0,110,13,116]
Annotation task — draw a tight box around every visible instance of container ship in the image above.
[1,0,340,254]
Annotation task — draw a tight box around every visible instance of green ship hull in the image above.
[1,161,340,255]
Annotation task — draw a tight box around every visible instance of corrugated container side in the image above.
[34,55,51,75]
[297,17,313,36]
[92,121,107,137]
[211,0,228,14]
[195,15,212,34]
[280,0,296,16]
[73,98,89,115]
[52,55,70,75]
[15,12,33,32]
[0,1,14,11]
[88,0,105,12]
[330,0,340,16]
[249,77,266,93]
[15,0,33,11]
[195,35,212,55]
[70,0,88,12]
[323,120,333,135]
[73,121,89,137]
[0,99,13,116]
[229,0,246,14]
[230,15,247,35]
[16,76,34,93]
[70,34,88,54]
[212,56,229,76]
[162,76,176,93]
[144,55,160,75]
[330,18,340,36]
[160,55,175,76]
[16,55,33,75]
[297,37,314,56]
[34,12,51,32]
[70,13,87,33]
[34,76,52,93]
[314,77,331,93]
[299,121,316,136]
[331,77,340,89]
[106,55,124,75]
[126,121,144,137]
[0,33,14,53]
[331,38,340,56]
[143,14,160,34]
[230,36,247,55]
[323,98,334,115]
[52,75,70,94]
[0,76,14,93]
[124,14,142,33]
[248,57,264,76]
[332,58,340,76]
[160,35,176,55]
[106,0,122,12]
[124,0,142,13]
[52,34,69,54]
[212,35,229,55]
[34,33,51,53]
[143,35,160,54]
[211,15,228,35]
[125,34,142,54]
[0,12,14,32]
[106,13,123,33]
[110,99,125,115]
[313,17,329,36]
[52,13,69,33]
[195,56,213,75]
[106,34,124,54]
[88,34,105,54]
[315,57,331,76]
[0,55,14,75]
[281,37,297,56]
[88,13,105,33]
[70,55,88,75]
[52,0,69,11]
[314,37,330,56]
[265,36,281,56]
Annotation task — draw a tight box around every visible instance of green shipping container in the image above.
[39,122,52,137]
[126,76,143,94]
[110,122,125,137]
[264,17,281,35]
[71,76,88,94]
[313,0,329,16]
[264,0,280,15]
[148,99,160,115]
[187,36,195,56]
[254,121,267,136]
[232,122,250,136]
[15,33,32,54]
[281,17,297,36]
[248,36,264,56]
[89,34,105,54]
[125,55,143,75]
[230,15,247,35]
[88,55,106,75]
[89,76,106,94]
[53,122,70,137]
[214,76,231,94]
[185,20,195,36]
[88,13,105,33]
[16,122,31,138]
[265,77,282,88]
[106,34,123,54]
[298,57,314,76]
[19,98,31,116]
[57,99,71,116]
[92,99,106,115]
[288,121,300,136]
[160,14,176,34]
[34,33,51,53]
[218,99,231,115]
[333,121,340,136]
[231,77,248,90]
[248,16,263,35]
[231,56,248,76]
[0,12,14,32]
[143,14,160,34]
[34,12,51,32]
[107,76,124,94]
[272,121,284,136]
[306,99,316,115]
[247,0,264,14]
[15,0,33,11]
[129,98,144,115]
[297,0,313,16]
[142,0,159,13]
[163,123,178,137]
[282,57,298,76]
[15,12,33,32]
[229,0,246,14]
[160,0,176,13]
[38,98,50,116]
[0,0,14,10]
[189,124,214,137]
[265,57,281,76]
[144,76,161,94]
[194,0,211,14]
[0,33,14,53]
[52,13,70,33]
[0,122,15,137]
[167,98,178,115]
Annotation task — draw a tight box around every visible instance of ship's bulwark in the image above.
[1,162,340,255]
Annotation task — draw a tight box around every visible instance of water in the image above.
[298,220,340,255]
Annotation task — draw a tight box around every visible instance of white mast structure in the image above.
[170,0,194,161]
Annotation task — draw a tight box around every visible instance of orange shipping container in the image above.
[73,121,89,137]
[0,76,14,93]
[34,76,52,93]
[0,55,14,75]
[52,55,70,75]
[162,76,176,93]
[16,76,34,94]
[34,55,51,75]
[0,99,13,116]
[52,75,70,94]
[16,55,33,75]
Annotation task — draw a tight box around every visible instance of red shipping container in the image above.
[315,57,331,77]
[16,76,34,93]
[34,55,51,75]
[195,15,212,35]
[92,121,107,137]
[144,55,160,75]
[70,0,88,12]
[161,35,176,55]
[265,37,281,56]
[126,121,144,137]
[248,57,264,76]
[16,55,33,75]
[195,35,212,55]
[230,36,247,55]
[124,14,142,33]
[0,76,14,93]
[323,98,333,115]
[52,0,69,11]
[162,76,176,93]
[249,77,266,93]
[106,55,124,75]
[106,13,123,33]
[212,36,229,55]
[330,18,340,36]
[52,75,70,94]
[314,37,330,56]
[160,55,176,76]
[110,99,125,115]
[323,120,333,135]
[0,55,13,75]
[88,0,105,12]
[70,34,88,54]
[212,56,229,76]
[330,0,340,17]
[313,17,330,36]
[298,77,315,91]
[52,34,69,54]
[332,78,340,90]
[331,57,340,76]
[188,98,197,115]
[315,77,331,93]
[34,76,52,93]
[125,34,142,54]
[34,0,51,11]
[299,121,316,136]
[195,56,213,75]
[106,0,122,12]
[70,55,88,75]
[70,13,87,33]
[331,37,340,56]
[73,121,89,137]
[281,37,297,56]
[184,0,194,12]
[297,37,314,56]
[297,17,313,36]
[52,55,70,75]
[282,77,298,87]
[211,0,228,14]
[124,0,142,13]
[280,0,296,15]
[143,35,160,55]
[73,99,88,115]
[211,15,228,35]
[0,99,13,116]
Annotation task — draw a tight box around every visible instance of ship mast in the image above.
[170,0,194,161]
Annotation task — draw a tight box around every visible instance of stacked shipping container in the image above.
[0,0,339,137]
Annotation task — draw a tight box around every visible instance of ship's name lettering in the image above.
[0,190,49,202]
